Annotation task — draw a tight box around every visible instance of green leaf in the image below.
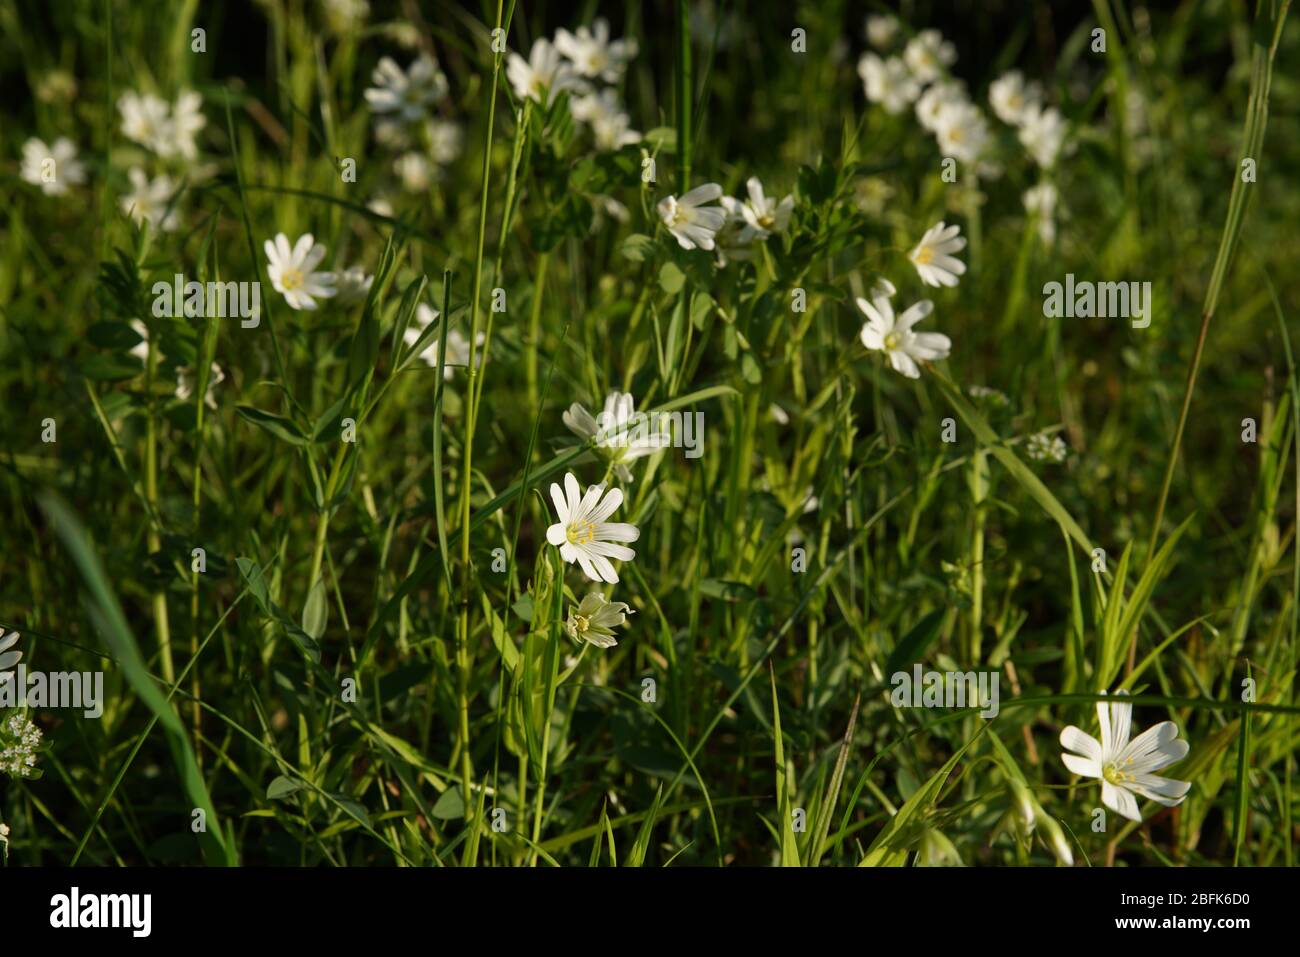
[885,610,947,677]
[236,405,308,446]
[302,578,328,641]
[267,776,305,800]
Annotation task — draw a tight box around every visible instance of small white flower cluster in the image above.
[657,176,793,259]
[19,137,86,196]
[988,70,1069,169]
[1025,429,1068,463]
[0,713,42,779]
[968,385,1010,407]
[364,53,462,192]
[116,90,208,232]
[509,20,641,154]
[859,28,999,177]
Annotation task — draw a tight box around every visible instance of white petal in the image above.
[546,522,568,546]
[1059,726,1103,761]
[1102,782,1142,822]
[1061,754,1101,778]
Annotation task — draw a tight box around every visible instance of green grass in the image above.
[1,0,1298,867]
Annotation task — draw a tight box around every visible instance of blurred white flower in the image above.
[564,591,634,648]
[394,152,436,192]
[0,629,21,675]
[1023,182,1058,245]
[427,119,464,165]
[658,183,726,250]
[507,38,584,106]
[915,79,967,132]
[1018,104,1067,168]
[365,55,448,135]
[166,90,207,160]
[263,233,337,310]
[129,319,150,362]
[903,29,956,84]
[909,221,967,288]
[858,53,919,114]
[563,390,670,482]
[721,176,794,242]
[120,168,179,231]
[20,137,85,196]
[176,363,225,409]
[933,101,991,164]
[335,266,374,305]
[554,18,638,82]
[546,471,639,584]
[571,89,641,150]
[405,304,484,378]
[1060,691,1192,822]
[857,288,950,379]
[865,14,899,49]
[988,70,1042,126]
[118,91,172,153]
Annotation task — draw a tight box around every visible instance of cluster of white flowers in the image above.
[509,19,641,155]
[1025,429,1068,463]
[656,175,794,260]
[0,712,42,779]
[364,53,463,192]
[968,385,1010,407]
[988,70,1068,169]
[116,90,207,231]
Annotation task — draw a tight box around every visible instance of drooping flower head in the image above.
[564,592,634,648]
[563,391,670,482]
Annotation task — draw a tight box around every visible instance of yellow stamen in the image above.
[914,245,935,265]
[566,520,596,545]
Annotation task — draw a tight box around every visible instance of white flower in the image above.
[0,629,21,674]
[1018,103,1067,168]
[166,90,206,160]
[657,183,727,251]
[915,80,967,132]
[365,55,448,125]
[1023,182,1058,245]
[1026,429,1067,463]
[175,363,225,409]
[335,266,374,305]
[263,233,337,310]
[554,18,638,82]
[118,91,172,152]
[428,119,464,164]
[405,304,484,378]
[20,137,85,195]
[865,14,899,49]
[129,319,150,362]
[507,38,584,106]
[932,101,991,164]
[394,151,436,192]
[909,221,967,288]
[857,286,950,380]
[546,472,639,584]
[570,89,641,150]
[1059,691,1192,823]
[988,70,1042,126]
[563,391,670,483]
[857,53,919,114]
[0,713,42,779]
[721,176,794,242]
[564,591,634,648]
[903,29,956,84]
[120,168,180,232]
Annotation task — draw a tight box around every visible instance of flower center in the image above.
[1102,763,1132,786]
[914,245,935,265]
[758,211,775,228]
[883,332,901,351]
[566,520,596,545]
[572,614,590,634]
[280,267,305,291]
